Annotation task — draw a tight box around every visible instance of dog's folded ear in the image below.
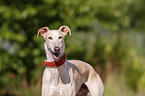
[37,27,49,37]
[59,26,71,36]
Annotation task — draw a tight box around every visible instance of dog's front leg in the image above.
[41,68,52,96]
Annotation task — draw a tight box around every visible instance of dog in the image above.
[37,26,104,96]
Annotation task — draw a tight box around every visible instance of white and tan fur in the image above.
[37,26,104,96]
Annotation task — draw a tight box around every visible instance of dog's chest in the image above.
[42,67,75,96]
[47,82,75,96]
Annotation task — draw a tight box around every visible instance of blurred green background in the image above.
[0,0,145,96]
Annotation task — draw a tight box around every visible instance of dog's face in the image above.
[37,26,71,60]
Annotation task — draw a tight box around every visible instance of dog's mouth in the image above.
[51,51,60,60]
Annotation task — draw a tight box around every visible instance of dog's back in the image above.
[68,60,104,96]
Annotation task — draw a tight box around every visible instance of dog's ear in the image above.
[37,27,49,37]
[59,26,71,36]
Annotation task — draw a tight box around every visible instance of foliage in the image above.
[0,0,145,96]
[104,73,134,96]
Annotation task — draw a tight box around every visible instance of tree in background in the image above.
[0,0,145,96]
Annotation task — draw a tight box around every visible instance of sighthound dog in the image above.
[37,26,104,96]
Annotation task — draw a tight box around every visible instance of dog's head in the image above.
[37,26,71,60]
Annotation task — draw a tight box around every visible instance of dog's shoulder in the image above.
[67,60,92,67]
[67,60,94,73]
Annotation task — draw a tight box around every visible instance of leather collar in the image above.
[44,53,66,67]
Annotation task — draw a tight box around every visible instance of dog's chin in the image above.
[52,52,60,60]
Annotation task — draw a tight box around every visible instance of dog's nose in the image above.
[54,46,60,52]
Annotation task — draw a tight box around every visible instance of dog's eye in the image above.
[48,37,53,40]
[59,36,63,39]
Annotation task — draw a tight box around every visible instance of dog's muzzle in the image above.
[46,42,61,60]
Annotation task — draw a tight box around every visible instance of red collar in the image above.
[44,53,66,67]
